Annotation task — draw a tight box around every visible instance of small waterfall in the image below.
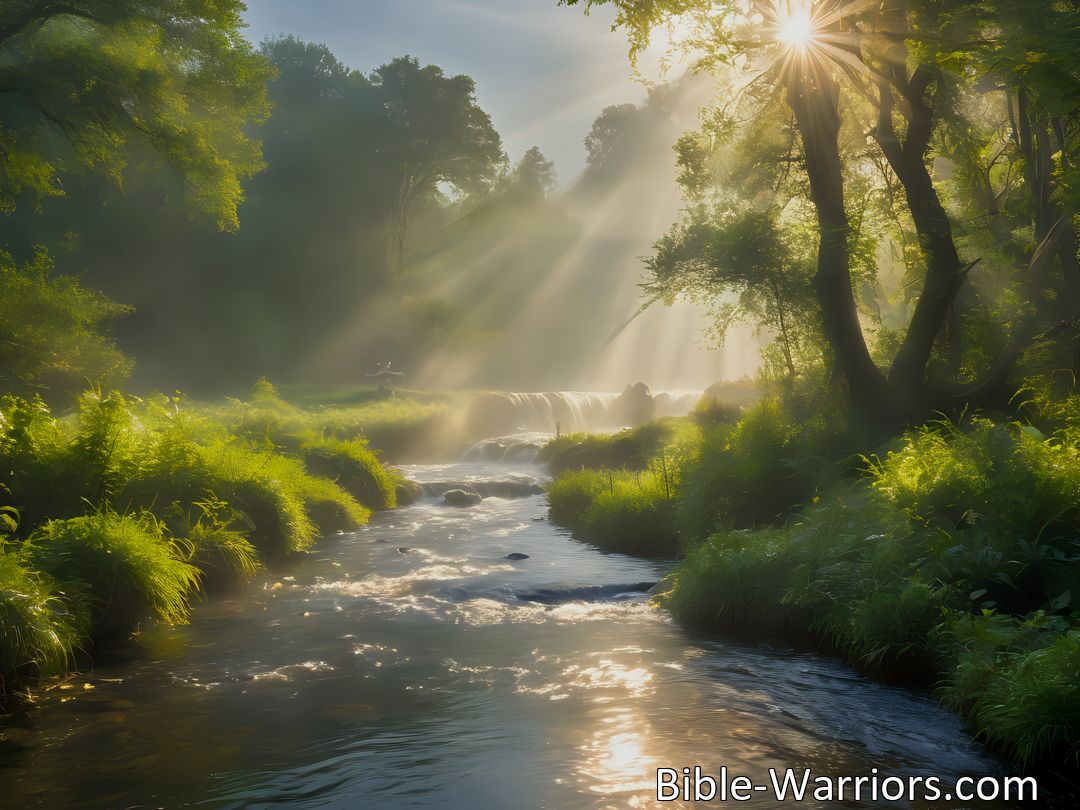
[468,391,620,437]
[464,388,703,453]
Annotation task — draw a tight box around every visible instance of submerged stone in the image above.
[505,553,530,560]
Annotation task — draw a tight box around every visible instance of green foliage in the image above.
[177,494,260,590]
[212,385,452,460]
[136,435,363,557]
[508,146,557,200]
[940,612,1080,764]
[369,54,505,272]
[30,510,199,639]
[0,249,131,396]
[0,390,394,558]
[657,409,1080,763]
[661,528,788,633]
[677,398,836,539]
[545,463,679,557]
[539,422,676,475]
[300,435,402,511]
[644,207,818,381]
[971,632,1080,763]
[0,0,273,229]
[0,387,419,700]
[0,547,79,690]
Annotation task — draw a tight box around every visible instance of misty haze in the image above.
[1,1,1078,808]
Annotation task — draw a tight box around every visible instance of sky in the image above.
[242,0,667,182]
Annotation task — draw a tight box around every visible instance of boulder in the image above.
[443,489,482,507]
[612,382,655,426]
[395,479,423,507]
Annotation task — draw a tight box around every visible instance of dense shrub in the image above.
[30,511,200,640]
[661,528,789,633]
[0,548,80,692]
[676,398,839,540]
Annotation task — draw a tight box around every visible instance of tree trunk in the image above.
[786,77,892,422]
[885,145,967,392]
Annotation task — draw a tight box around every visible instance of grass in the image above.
[30,510,200,640]
[208,380,457,461]
[547,390,1080,767]
[539,422,676,475]
[0,549,80,696]
[0,381,415,701]
[545,462,680,557]
[300,435,403,510]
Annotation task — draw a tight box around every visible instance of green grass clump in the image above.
[169,494,261,591]
[540,422,675,475]
[30,511,200,640]
[546,468,607,531]
[0,549,80,692]
[939,610,1080,763]
[187,523,261,590]
[970,631,1080,762]
[181,440,367,555]
[545,464,679,556]
[661,528,788,633]
[300,435,402,510]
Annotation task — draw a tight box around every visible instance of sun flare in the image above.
[774,2,816,49]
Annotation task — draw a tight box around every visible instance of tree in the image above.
[561,0,1080,424]
[510,146,558,200]
[584,103,641,169]
[645,208,817,382]
[0,248,131,395]
[369,56,505,274]
[0,0,272,231]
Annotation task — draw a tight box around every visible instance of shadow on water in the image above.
[0,455,1014,808]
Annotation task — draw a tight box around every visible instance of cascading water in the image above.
[499,392,617,433]
[465,388,700,446]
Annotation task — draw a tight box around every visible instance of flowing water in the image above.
[1,455,1009,808]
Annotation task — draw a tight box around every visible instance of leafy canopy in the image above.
[0,0,273,230]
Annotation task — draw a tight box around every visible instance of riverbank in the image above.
[0,455,1008,808]
[0,381,437,705]
[543,388,1080,772]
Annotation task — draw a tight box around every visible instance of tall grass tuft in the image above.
[30,510,201,639]
[545,463,679,556]
[0,549,81,692]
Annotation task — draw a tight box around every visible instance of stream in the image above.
[1,453,1008,808]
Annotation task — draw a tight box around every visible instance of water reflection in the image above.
[576,708,658,807]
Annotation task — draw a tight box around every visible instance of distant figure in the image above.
[368,361,404,396]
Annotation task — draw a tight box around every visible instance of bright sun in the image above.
[775,3,815,48]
